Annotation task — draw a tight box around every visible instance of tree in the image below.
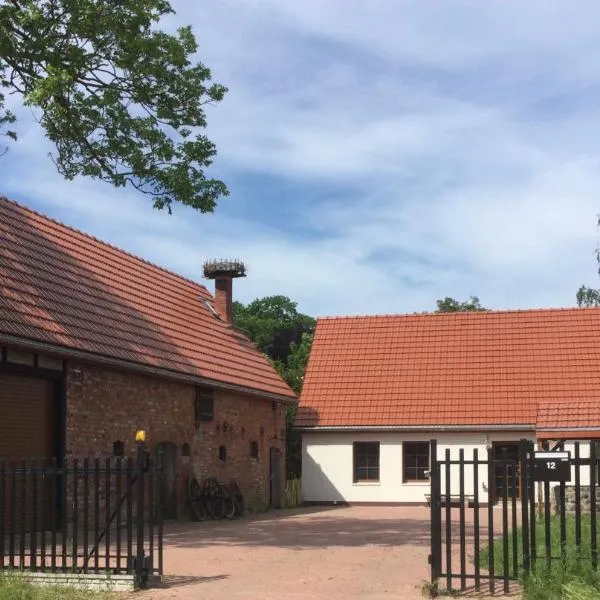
[435,296,487,313]
[576,286,600,307]
[0,0,228,213]
[233,295,315,479]
[232,295,315,364]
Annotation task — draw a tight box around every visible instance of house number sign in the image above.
[532,451,571,482]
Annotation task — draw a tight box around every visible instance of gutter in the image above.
[0,333,296,404]
[295,424,535,433]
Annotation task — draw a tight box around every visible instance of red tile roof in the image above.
[296,309,600,430]
[0,197,295,400]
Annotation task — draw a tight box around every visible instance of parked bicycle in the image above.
[188,475,244,521]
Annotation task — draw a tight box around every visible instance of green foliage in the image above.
[0,573,117,599]
[478,515,600,600]
[576,286,600,307]
[435,296,486,312]
[233,295,315,478]
[0,0,228,212]
[233,295,315,365]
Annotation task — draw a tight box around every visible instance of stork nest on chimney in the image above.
[203,259,247,279]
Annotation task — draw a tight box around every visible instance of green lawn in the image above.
[0,574,118,600]
[478,514,600,600]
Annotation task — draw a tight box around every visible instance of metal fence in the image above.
[0,442,163,587]
[429,438,599,595]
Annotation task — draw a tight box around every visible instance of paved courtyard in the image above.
[135,505,521,600]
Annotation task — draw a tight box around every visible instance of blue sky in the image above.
[3,0,600,317]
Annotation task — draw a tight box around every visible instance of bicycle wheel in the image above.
[222,485,236,519]
[204,478,225,519]
[188,477,207,521]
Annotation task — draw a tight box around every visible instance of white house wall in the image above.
[300,431,595,504]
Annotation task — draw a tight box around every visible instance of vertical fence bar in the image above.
[127,458,133,574]
[9,461,16,569]
[19,460,26,569]
[543,441,551,570]
[511,463,518,578]
[30,459,37,571]
[529,446,537,572]
[116,458,122,573]
[51,458,57,572]
[502,449,509,594]
[429,439,440,583]
[459,449,466,591]
[40,462,46,571]
[575,443,581,549]
[148,454,154,575]
[94,459,100,572]
[156,450,163,577]
[82,458,89,573]
[445,448,452,593]
[473,449,480,591]
[136,442,145,587]
[559,473,566,565]
[72,459,79,572]
[487,450,495,594]
[590,441,597,570]
[105,458,111,572]
[61,458,67,571]
[0,461,4,569]
[519,440,530,574]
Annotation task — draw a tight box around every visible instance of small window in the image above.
[219,445,227,462]
[403,441,430,482]
[250,441,259,460]
[113,441,125,457]
[181,443,191,457]
[353,442,380,482]
[195,387,214,426]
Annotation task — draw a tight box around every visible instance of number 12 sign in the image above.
[532,451,571,482]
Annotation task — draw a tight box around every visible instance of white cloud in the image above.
[2,0,600,318]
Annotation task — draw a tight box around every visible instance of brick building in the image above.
[0,197,296,517]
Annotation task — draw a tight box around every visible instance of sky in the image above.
[2,0,600,317]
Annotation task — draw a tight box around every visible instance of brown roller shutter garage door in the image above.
[0,374,55,460]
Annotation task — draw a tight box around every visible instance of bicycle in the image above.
[188,476,207,521]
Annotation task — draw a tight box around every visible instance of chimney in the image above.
[202,259,247,322]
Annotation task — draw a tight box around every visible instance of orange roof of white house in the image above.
[0,197,295,400]
[296,308,600,434]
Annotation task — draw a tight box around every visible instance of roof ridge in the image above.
[0,196,210,294]
[316,305,598,321]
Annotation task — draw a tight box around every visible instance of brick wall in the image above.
[65,361,287,515]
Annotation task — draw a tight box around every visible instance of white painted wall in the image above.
[300,431,596,504]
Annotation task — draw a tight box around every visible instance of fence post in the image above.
[429,439,440,584]
[519,439,530,574]
[135,432,146,587]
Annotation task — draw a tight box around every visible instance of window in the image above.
[250,441,259,460]
[353,442,380,482]
[195,387,214,426]
[219,445,227,462]
[403,441,430,482]
[181,443,191,457]
[112,441,125,457]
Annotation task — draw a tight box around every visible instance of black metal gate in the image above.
[429,438,600,595]
[0,440,163,588]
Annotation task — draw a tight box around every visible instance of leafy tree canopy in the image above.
[232,295,315,364]
[435,295,487,313]
[576,285,600,307]
[0,0,228,212]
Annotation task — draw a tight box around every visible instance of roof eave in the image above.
[0,333,296,403]
[295,424,535,432]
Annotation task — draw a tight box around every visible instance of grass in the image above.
[478,514,600,600]
[0,573,119,600]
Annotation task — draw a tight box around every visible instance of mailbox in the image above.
[532,451,571,482]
